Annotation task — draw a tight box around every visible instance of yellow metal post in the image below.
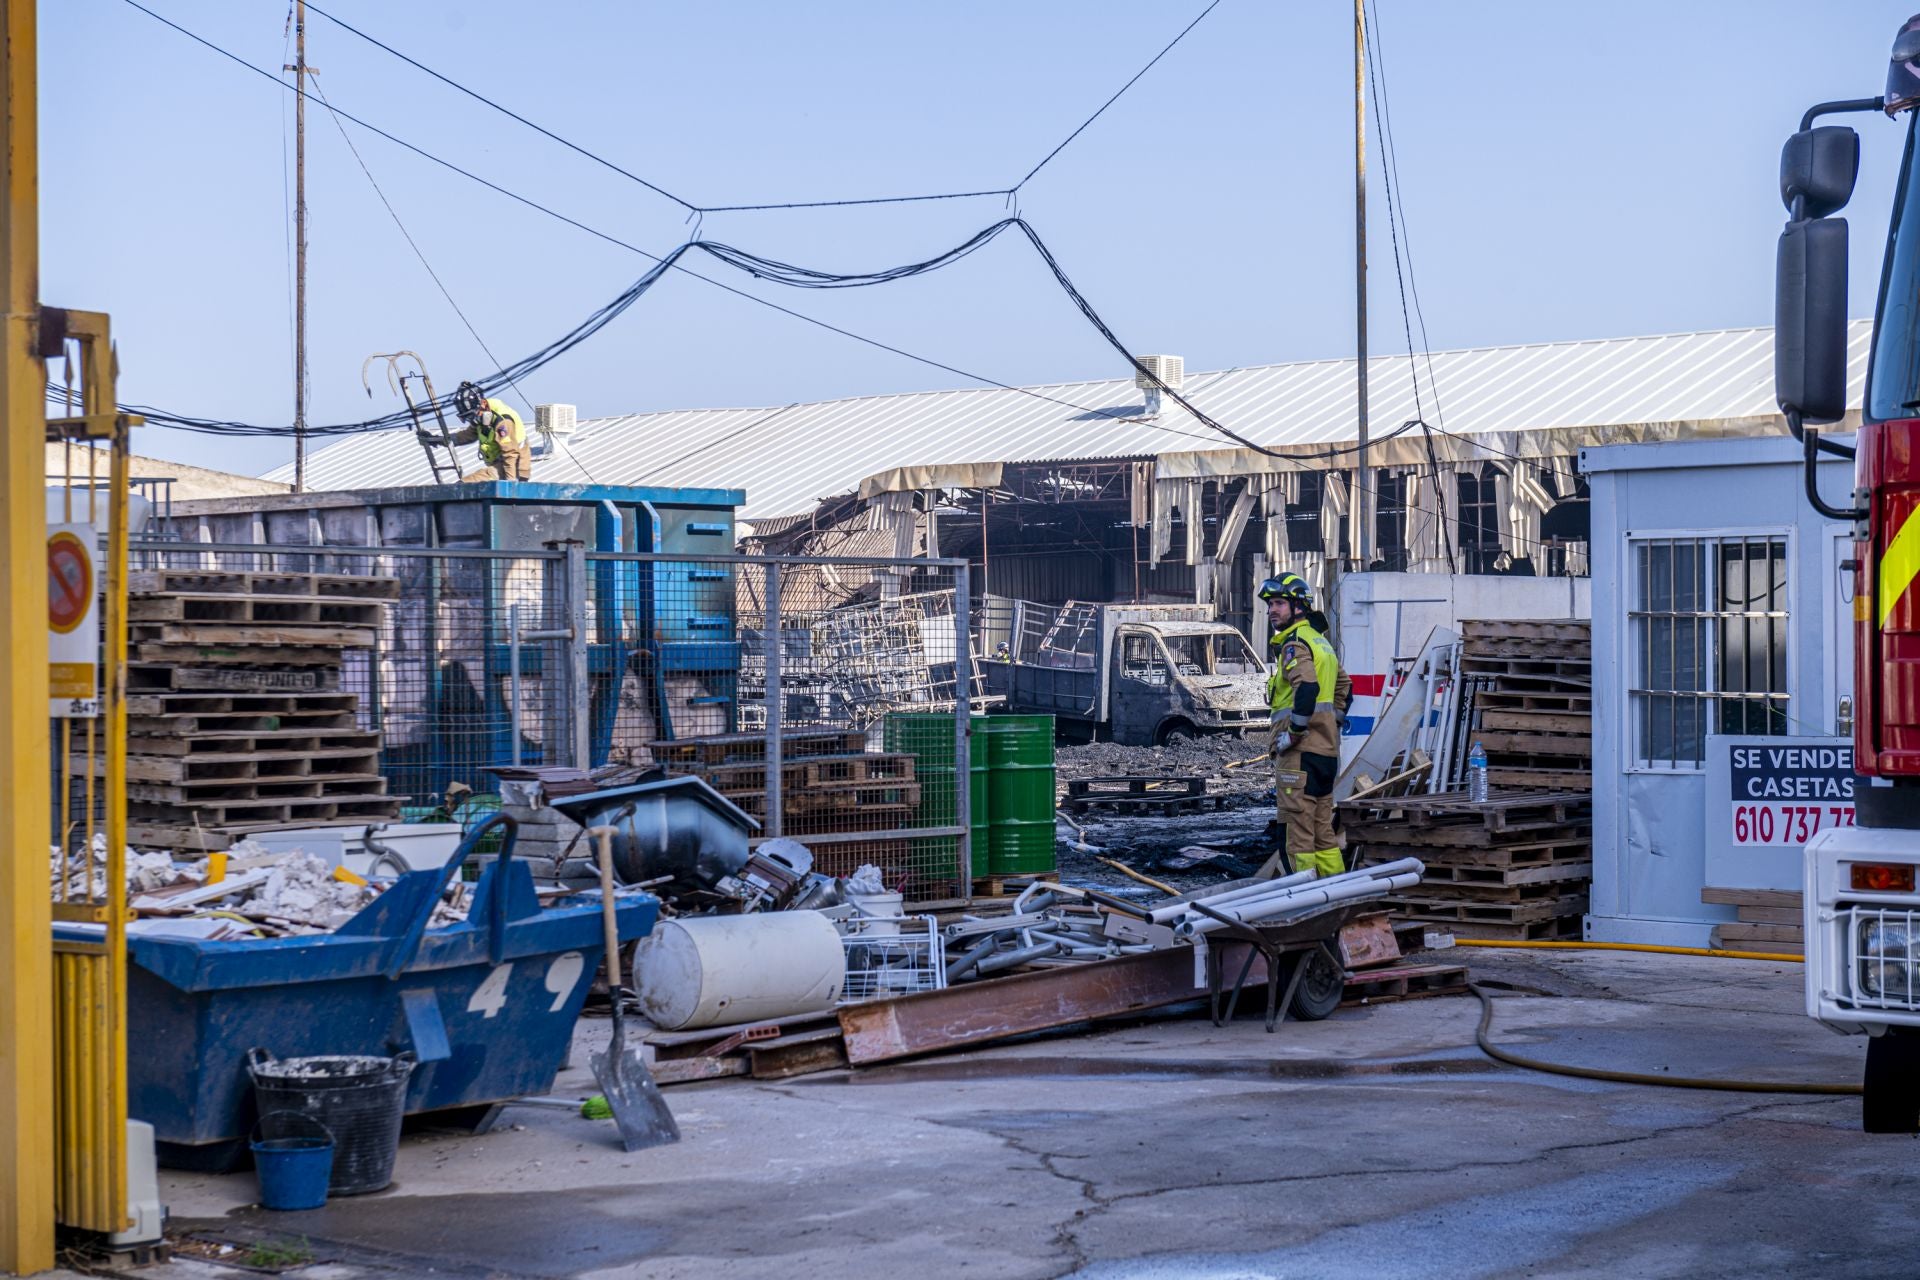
[0,0,55,1272]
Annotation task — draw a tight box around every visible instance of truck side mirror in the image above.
[1776,216,1850,423]
[1780,126,1860,218]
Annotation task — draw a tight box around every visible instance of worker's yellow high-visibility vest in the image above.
[1267,619,1338,715]
[475,399,526,464]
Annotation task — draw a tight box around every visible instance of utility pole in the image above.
[1351,0,1371,568]
[288,0,309,492]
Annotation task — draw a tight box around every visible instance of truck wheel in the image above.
[1156,719,1197,746]
[1862,1030,1920,1134]
[1287,947,1346,1021]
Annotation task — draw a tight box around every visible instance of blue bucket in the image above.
[251,1115,334,1211]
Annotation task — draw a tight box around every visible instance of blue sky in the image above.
[42,2,1919,477]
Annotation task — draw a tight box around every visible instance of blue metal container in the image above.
[59,818,659,1167]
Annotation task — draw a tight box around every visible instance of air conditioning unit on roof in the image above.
[1134,354,1184,391]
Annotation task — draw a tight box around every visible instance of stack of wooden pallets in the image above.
[652,730,923,878]
[1459,618,1593,792]
[1704,887,1804,955]
[113,567,402,853]
[1341,790,1594,941]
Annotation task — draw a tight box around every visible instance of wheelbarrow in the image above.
[61,815,660,1170]
[1192,898,1374,1031]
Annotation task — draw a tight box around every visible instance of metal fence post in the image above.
[764,560,783,840]
[508,602,523,767]
[954,562,972,899]
[566,541,591,770]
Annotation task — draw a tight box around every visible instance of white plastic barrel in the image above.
[632,911,846,1030]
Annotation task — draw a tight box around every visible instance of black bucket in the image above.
[248,1049,415,1196]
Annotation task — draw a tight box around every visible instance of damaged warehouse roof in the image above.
[267,320,1870,521]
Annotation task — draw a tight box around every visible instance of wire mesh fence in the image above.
[117,542,979,894]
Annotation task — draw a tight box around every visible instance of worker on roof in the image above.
[429,381,532,481]
[1257,572,1352,880]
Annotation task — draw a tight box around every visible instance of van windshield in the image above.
[1161,632,1261,676]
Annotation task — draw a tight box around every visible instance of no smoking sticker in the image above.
[47,530,92,634]
[47,524,98,717]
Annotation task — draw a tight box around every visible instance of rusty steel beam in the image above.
[837,945,1270,1065]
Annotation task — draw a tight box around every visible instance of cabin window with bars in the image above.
[1629,535,1790,769]
[1372,470,1411,571]
[1457,463,1505,574]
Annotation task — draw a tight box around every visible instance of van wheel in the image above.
[1862,1030,1920,1133]
[1156,719,1197,746]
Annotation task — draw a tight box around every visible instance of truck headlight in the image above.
[1857,917,1916,1000]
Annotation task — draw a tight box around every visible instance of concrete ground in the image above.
[100,947,1914,1280]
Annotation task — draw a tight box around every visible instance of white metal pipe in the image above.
[1172,871,1423,938]
[1145,870,1319,924]
[1153,859,1424,929]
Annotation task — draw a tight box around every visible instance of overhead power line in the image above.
[300,0,1220,212]
[1013,0,1223,190]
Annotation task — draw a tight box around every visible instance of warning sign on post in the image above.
[1727,741,1855,846]
[47,524,98,718]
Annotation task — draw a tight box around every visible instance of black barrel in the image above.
[249,1049,415,1196]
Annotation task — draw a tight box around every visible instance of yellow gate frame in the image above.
[47,310,135,1239]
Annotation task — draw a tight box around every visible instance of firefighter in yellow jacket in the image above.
[1257,573,1352,879]
[429,381,533,481]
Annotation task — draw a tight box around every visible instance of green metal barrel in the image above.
[882,713,988,880]
[983,715,1057,876]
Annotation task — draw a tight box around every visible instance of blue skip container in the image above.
[251,1114,334,1211]
[57,815,660,1170]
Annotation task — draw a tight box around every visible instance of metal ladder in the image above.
[364,350,462,483]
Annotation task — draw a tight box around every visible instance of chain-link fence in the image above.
[121,541,978,894]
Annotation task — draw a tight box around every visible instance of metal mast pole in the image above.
[291,0,308,491]
[1351,0,1370,567]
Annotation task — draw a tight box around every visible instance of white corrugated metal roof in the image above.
[269,321,1872,519]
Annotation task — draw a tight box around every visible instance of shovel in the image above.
[588,825,680,1152]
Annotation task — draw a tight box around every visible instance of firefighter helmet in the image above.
[1257,573,1314,608]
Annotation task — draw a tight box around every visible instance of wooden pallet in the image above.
[130,622,376,649]
[103,747,384,785]
[1478,709,1592,735]
[134,643,348,667]
[125,691,358,716]
[1446,913,1585,942]
[1471,690,1592,713]
[125,728,380,756]
[1405,858,1593,889]
[1485,766,1593,791]
[648,729,867,766]
[720,780,922,817]
[129,593,387,627]
[1061,775,1217,815]
[1340,962,1470,1006]
[129,568,401,601]
[127,664,342,693]
[1474,731,1593,759]
[127,709,360,735]
[126,773,387,803]
[1459,619,1591,645]
[1387,891,1589,925]
[1458,657,1593,683]
[1352,791,1592,832]
[1342,820,1590,850]
[687,752,917,789]
[1388,875,1588,905]
[973,871,1060,897]
[128,792,401,826]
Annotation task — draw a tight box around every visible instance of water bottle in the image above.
[1468,741,1490,804]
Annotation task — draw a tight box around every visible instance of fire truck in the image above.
[1781,14,1920,1132]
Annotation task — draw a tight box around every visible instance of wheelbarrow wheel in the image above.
[1287,946,1345,1022]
